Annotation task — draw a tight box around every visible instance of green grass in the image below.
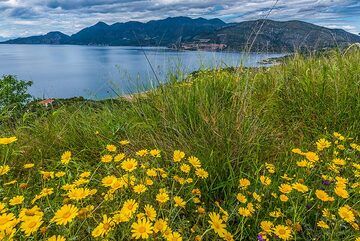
[1,48,359,240]
[6,49,359,186]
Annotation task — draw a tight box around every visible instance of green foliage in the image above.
[0,75,33,120]
[2,49,360,192]
[0,49,359,240]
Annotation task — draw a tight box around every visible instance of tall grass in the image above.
[2,49,360,196]
[1,49,359,240]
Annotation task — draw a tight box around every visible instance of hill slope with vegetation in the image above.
[0,49,359,240]
[2,17,360,52]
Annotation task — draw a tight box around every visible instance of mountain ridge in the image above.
[2,17,360,52]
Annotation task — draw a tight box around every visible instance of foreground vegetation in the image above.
[0,48,359,240]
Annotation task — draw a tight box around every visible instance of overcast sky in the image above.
[1,0,359,40]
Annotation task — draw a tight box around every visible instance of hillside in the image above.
[3,31,71,44]
[2,17,360,52]
[203,19,360,52]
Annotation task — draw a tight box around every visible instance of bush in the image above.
[0,75,33,121]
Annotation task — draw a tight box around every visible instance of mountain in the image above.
[199,19,360,52]
[69,17,227,46]
[3,31,70,44]
[2,17,360,52]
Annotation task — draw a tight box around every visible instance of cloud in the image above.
[0,0,359,38]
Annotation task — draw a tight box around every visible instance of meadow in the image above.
[0,48,359,240]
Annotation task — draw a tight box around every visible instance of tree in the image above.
[0,75,33,116]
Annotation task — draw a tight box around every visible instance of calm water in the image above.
[0,44,284,99]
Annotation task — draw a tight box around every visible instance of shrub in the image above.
[0,75,33,121]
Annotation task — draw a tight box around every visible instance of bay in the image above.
[0,44,285,99]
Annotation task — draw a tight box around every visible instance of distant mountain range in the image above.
[2,17,360,52]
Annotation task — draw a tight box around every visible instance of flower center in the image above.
[62,211,72,219]
[138,226,146,233]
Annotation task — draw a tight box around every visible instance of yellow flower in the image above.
[19,206,43,221]
[273,225,292,240]
[0,136,17,145]
[166,231,183,241]
[292,183,309,193]
[317,220,329,229]
[208,212,226,236]
[197,206,206,214]
[174,196,186,208]
[119,140,130,145]
[114,153,126,162]
[221,230,234,241]
[239,178,250,189]
[296,160,312,168]
[146,168,157,177]
[92,215,114,237]
[48,235,66,241]
[20,216,43,236]
[23,163,35,169]
[106,144,117,152]
[265,163,275,173]
[269,210,283,218]
[291,148,303,155]
[315,190,334,202]
[131,219,153,239]
[281,174,293,181]
[279,194,289,202]
[40,188,54,197]
[0,213,17,230]
[334,186,349,199]
[338,206,355,223]
[238,207,252,217]
[180,164,191,173]
[0,165,10,176]
[102,175,117,187]
[260,221,274,233]
[173,150,185,162]
[253,192,262,202]
[316,138,331,151]
[156,192,169,203]
[133,184,147,194]
[150,149,161,157]
[40,171,55,180]
[335,176,348,187]
[101,154,113,163]
[333,132,345,140]
[188,156,201,168]
[332,158,346,166]
[144,205,157,221]
[260,176,271,186]
[61,151,72,165]
[236,193,247,203]
[51,204,78,225]
[67,188,92,200]
[195,168,208,179]
[279,184,292,194]
[0,202,7,212]
[9,195,24,206]
[154,219,168,233]
[73,178,89,186]
[55,172,66,178]
[121,158,138,172]
[79,172,91,178]
[122,199,139,215]
[136,149,149,157]
[145,178,154,186]
[305,152,319,162]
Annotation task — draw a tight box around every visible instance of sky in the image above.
[0,0,360,40]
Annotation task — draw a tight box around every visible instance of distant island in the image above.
[2,17,360,52]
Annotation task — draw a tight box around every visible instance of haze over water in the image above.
[0,44,284,99]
